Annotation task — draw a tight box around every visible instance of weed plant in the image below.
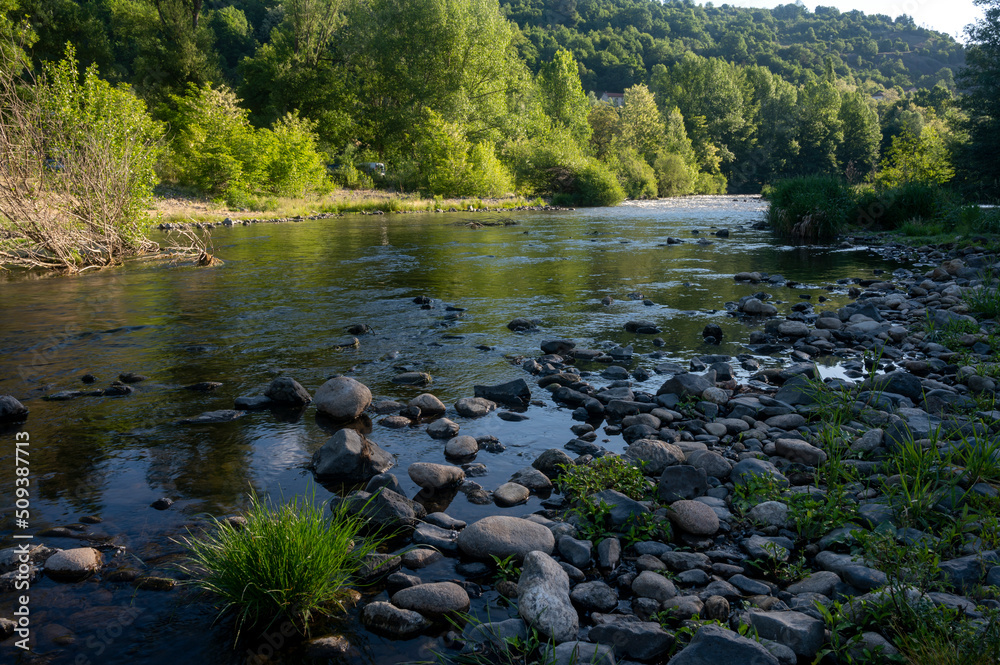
[180,487,384,635]
[555,457,651,503]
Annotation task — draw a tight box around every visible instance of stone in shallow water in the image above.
[457,515,554,560]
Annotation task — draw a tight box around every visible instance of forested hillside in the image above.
[503,0,964,93]
[0,0,993,211]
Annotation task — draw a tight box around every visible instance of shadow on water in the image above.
[0,197,904,663]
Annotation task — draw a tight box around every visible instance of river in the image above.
[0,197,904,663]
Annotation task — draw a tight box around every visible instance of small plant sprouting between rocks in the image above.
[490,554,521,584]
[180,487,385,636]
[431,613,557,665]
[555,456,651,503]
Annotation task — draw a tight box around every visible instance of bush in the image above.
[0,46,165,271]
[854,181,956,230]
[608,148,658,199]
[653,152,695,197]
[413,110,514,197]
[181,488,384,634]
[764,175,855,239]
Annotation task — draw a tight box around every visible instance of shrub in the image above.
[763,175,854,239]
[854,181,956,230]
[413,110,514,197]
[506,128,624,206]
[654,152,696,197]
[608,148,658,199]
[0,46,165,271]
[181,488,384,634]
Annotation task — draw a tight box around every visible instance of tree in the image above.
[538,49,591,144]
[958,0,1000,197]
[617,83,663,159]
[797,81,843,175]
[838,90,880,174]
[874,127,954,188]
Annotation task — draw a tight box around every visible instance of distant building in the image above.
[599,92,624,107]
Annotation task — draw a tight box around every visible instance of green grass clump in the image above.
[763,175,854,239]
[181,488,383,635]
[556,456,650,502]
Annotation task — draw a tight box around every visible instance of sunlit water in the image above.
[0,197,904,663]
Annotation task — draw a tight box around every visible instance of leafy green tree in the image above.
[797,80,843,175]
[838,90,880,174]
[538,48,592,144]
[874,127,954,188]
[959,0,1000,197]
[587,102,620,158]
[617,83,663,159]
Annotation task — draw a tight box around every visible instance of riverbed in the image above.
[0,196,906,663]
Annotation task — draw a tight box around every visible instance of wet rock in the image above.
[264,376,312,406]
[658,465,708,502]
[150,498,174,510]
[548,642,615,665]
[427,418,460,439]
[0,396,28,423]
[457,515,555,561]
[474,379,531,407]
[507,318,538,331]
[494,482,530,507]
[670,624,779,665]
[234,395,274,410]
[510,467,552,491]
[588,621,674,661]
[408,393,447,416]
[445,435,479,458]
[570,580,617,612]
[590,489,648,527]
[462,618,528,652]
[380,415,411,428]
[392,372,432,387]
[312,428,395,482]
[177,409,244,424]
[307,635,352,659]
[314,377,371,420]
[658,374,712,399]
[361,601,431,637]
[454,397,496,418]
[44,547,102,581]
[408,462,465,489]
[532,449,575,478]
[335,488,426,533]
[366,473,403,495]
[541,339,576,355]
[118,372,147,383]
[518,551,578,643]
[133,576,176,591]
[558,536,592,569]
[392,582,470,618]
[625,320,662,334]
[668,500,720,536]
[184,381,223,392]
[741,298,778,316]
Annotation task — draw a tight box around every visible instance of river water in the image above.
[0,197,903,663]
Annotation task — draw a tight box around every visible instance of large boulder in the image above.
[333,488,425,534]
[391,582,470,618]
[622,439,685,475]
[670,624,779,665]
[314,377,371,421]
[457,515,555,561]
[0,396,28,423]
[265,377,313,406]
[408,462,465,489]
[454,397,496,418]
[312,428,394,482]
[518,551,578,643]
[474,379,531,407]
[747,610,824,658]
[409,393,447,417]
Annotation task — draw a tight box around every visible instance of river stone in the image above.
[234,395,274,410]
[462,618,528,652]
[668,500,720,536]
[558,536,593,569]
[590,489,649,527]
[392,371,431,387]
[541,339,576,355]
[742,298,778,316]
[494,482,530,507]
[658,465,708,502]
[177,409,244,424]
[458,515,555,561]
[588,621,674,661]
[518,551,578,643]
[570,580,618,612]
[625,320,662,334]
[747,610,824,658]
[474,379,531,407]
[777,321,810,337]
[427,418,460,439]
[510,467,552,491]
[265,376,312,406]
[306,635,351,659]
[334,488,425,533]
[0,396,28,423]
[658,373,712,399]
[532,448,575,477]
[380,415,411,429]
[548,642,615,665]
[748,501,789,528]
[869,371,924,401]
[775,439,827,466]
[622,439,685,474]
[445,435,479,458]
[507,318,537,331]
[632,570,678,602]
[732,458,789,488]
[44,547,102,581]
[361,601,431,637]
[312,428,395,482]
[409,393,447,416]
[314,377,371,420]
[391,582,470,617]
[670,624,779,665]
[454,397,496,418]
[408,462,464,489]
[687,450,732,479]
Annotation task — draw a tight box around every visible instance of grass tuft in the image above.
[180,487,382,636]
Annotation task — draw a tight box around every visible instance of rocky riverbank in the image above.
[2,241,999,663]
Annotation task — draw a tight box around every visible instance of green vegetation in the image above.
[181,488,384,635]
[555,456,650,502]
